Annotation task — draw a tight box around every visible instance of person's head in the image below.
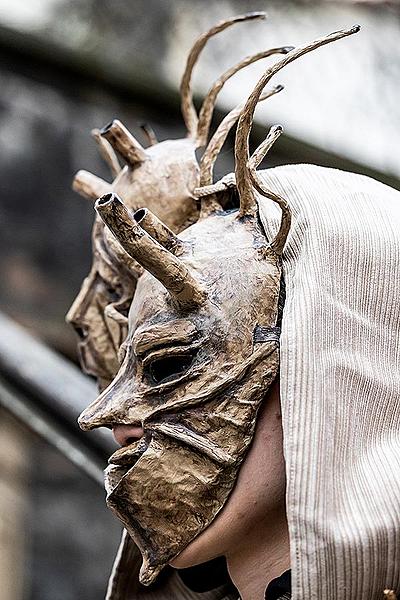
[78,198,285,584]
[66,136,199,390]
[111,375,286,572]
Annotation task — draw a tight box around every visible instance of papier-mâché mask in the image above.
[78,192,285,585]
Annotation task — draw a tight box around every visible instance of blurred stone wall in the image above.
[26,436,120,600]
[0,411,29,600]
[0,54,184,357]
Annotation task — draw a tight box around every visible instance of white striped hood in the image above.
[259,163,400,599]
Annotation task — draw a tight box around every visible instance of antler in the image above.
[196,46,293,147]
[247,124,291,255]
[235,25,360,256]
[180,12,266,138]
[199,85,283,188]
[100,120,148,165]
[235,25,360,220]
[249,124,282,170]
[95,194,206,310]
[248,125,291,255]
[73,170,111,200]
[134,208,184,253]
[91,128,121,178]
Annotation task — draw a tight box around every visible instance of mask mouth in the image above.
[108,436,148,468]
[105,436,150,496]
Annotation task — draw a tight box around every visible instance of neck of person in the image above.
[225,507,290,600]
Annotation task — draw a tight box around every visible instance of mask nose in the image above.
[78,373,141,432]
[78,386,117,431]
[112,424,144,447]
[66,300,86,335]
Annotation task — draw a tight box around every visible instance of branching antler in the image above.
[248,127,291,256]
[247,125,290,255]
[180,12,266,138]
[249,124,283,170]
[196,46,293,147]
[235,24,360,255]
[199,85,283,187]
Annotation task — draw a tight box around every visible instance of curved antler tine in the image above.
[249,124,283,170]
[91,128,121,178]
[72,170,111,200]
[100,120,148,165]
[194,173,236,198]
[197,46,293,146]
[199,85,283,187]
[140,123,158,147]
[248,128,291,255]
[134,208,184,253]
[96,194,206,310]
[235,25,360,217]
[246,125,287,253]
[180,12,266,138]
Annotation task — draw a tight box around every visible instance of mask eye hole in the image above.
[149,354,194,385]
[105,284,122,302]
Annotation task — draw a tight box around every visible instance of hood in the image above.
[259,163,400,599]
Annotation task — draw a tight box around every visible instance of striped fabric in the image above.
[258,164,400,600]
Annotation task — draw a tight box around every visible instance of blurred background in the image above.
[0,1,399,599]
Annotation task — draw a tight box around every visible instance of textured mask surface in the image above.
[79,208,283,584]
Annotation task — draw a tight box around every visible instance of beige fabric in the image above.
[258,164,400,599]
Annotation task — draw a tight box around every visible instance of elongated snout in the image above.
[78,381,128,431]
[78,370,147,433]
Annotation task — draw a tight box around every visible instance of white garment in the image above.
[258,164,400,599]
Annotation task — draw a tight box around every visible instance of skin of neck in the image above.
[226,508,290,600]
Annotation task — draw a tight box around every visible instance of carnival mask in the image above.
[66,12,292,390]
[78,23,358,586]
